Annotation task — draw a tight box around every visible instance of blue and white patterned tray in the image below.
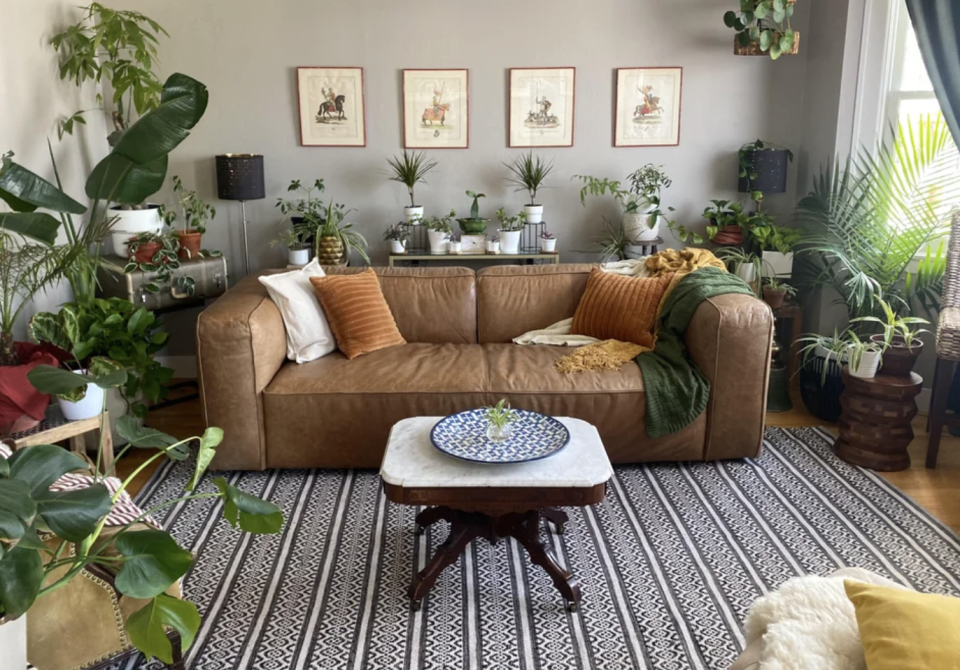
[430,409,570,464]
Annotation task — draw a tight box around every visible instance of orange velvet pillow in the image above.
[570,269,673,348]
[309,269,406,360]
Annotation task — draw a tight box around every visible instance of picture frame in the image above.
[614,67,682,147]
[509,67,576,148]
[297,67,366,147]
[403,69,469,149]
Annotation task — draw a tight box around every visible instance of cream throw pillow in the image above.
[258,258,335,363]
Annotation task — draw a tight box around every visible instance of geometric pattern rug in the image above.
[113,426,960,669]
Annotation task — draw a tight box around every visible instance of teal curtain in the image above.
[905,0,960,144]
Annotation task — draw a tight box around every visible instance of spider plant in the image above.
[716,247,765,295]
[798,329,886,383]
[484,398,517,430]
[851,297,930,350]
[316,201,370,265]
[592,217,629,261]
[796,113,960,323]
[386,151,437,208]
[504,152,554,205]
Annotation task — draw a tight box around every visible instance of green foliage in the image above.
[750,223,802,253]
[504,152,555,205]
[315,200,370,265]
[495,208,526,232]
[593,217,629,261]
[424,210,457,233]
[163,175,215,234]
[126,593,200,664]
[797,328,885,383]
[716,247,764,296]
[382,222,409,243]
[271,223,313,251]
[483,399,517,430]
[122,229,196,298]
[465,190,486,220]
[850,297,930,349]
[276,179,326,226]
[0,234,77,338]
[762,275,797,296]
[386,151,437,207]
[724,0,797,60]
[575,166,675,226]
[214,477,284,534]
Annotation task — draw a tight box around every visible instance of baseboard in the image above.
[157,355,197,379]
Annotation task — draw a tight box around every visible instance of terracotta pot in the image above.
[316,236,345,266]
[712,224,744,246]
[177,230,202,260]
[763,287,787,310]
[131,241,161,264]
[871,334,923,377]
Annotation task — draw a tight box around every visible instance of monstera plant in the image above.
[0,365,283,664]
[0,73,209,303]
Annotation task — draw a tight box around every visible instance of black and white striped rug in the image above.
[120,427,960,670]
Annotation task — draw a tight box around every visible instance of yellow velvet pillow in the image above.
[845,580,960,670]
[570,269,673,348]
[309,269,406,360]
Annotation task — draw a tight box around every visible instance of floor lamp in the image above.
[215,154,265,276]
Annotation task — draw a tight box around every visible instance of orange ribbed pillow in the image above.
[570,269,672,348]
[309,269,406,360]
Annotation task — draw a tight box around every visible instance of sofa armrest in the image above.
[685,293,773,460]
[197,274,287,470]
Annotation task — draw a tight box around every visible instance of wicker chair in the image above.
[927,212,960,468]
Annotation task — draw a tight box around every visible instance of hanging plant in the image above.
[725,0,800,60]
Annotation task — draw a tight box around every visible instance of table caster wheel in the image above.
[566,601,578,613]
[411,600,422,612]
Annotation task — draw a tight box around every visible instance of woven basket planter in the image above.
[316,236,346,266]
[734,30,801,56]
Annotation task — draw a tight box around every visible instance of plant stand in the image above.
[9,407,113,473]
[623,237,663,260]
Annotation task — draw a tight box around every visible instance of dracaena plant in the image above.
[0,365,283,665]
[386,151,438,208]
[504,152,554,206]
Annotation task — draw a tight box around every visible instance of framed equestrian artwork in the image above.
[402,69,469,149]
[297,67,366,147]
[509,67,576,148]
[614,67,682,147]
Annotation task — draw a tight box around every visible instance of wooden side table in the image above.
[9,409,114,473]
[836,369,922,471]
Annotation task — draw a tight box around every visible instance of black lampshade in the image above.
[216,154,265,201]
[738,147,789,195]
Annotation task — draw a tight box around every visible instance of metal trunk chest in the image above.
[96,255,229,311]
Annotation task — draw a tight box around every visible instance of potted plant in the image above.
[486,234,501,254]
[425,210,455,255]
[161,175,216,260]
[504,151,554,224]
[738,139,794,205]
[271,223,313,265]
[0,365,282,668]
[495,208,526,255]
[575,168,675,243]
[716,247,763,293]
[458,190,488,234]
[124,231,199,299]
[484,398,517,442]
[761,276,796,309]
[448,233,462,255]
[703,199,753,245]
[382,222,409,255]
[725,0,800,60]
[593,218,629,261]
[799,330,885,380]
[276,178,326,250]
[386,150,438,223]
[851,298,931,377]
[314,201,369,266]
[751,223,802,277]
[540,229,557,253]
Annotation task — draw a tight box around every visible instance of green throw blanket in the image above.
[636,267,755,438]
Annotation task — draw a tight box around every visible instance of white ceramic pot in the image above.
[57,370,105,421]
[110,205,163,256]
[0,616,27,670]
[288,248,310,266]
[448,241,462,255]
[427,229,448,255]
[849,350,882,379]
[389,239,406,254]
[405,206,424,223]
[762,251,794,278]
[524,204,544,224]
[621,210,659,242]
[500,230,522,254]
[540,238,557,253]
[736,263,757,284]
[486,241,500,254]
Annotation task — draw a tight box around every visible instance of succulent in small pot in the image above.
[448,233,462,255]
[761,276,796,310]
[383,222,409,255]
[495,208,525,255]
[540,229,557,253]
[425,210,456,255]
[458,190,489,234]
[504,151,554,224]
[163,175,216,260]
[852,298,930,377]
[484,398,517,442]
[386,150,437,223]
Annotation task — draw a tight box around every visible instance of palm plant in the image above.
[504,152,554,205]
[796,114,960,322]
[386,151,437,208]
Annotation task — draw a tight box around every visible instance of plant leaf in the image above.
[26,365,91,397]
[186,428,222,492]
[114,529,194,599]
[116,415,178,450]
[126,594,200,664]
[0,547,43,619]
[214,477,283,535]
[0,153,87,214]
[0,212,63,245]
[7,445,88,497]
[34,484,111,542]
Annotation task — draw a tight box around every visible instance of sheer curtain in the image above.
[905,0,960,143]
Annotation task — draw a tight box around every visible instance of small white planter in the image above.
[736,263,757,284]
[524,204,544,224]
[288,248,310,266]
[448,241,462,255]
[0,616,27,670]
[427,229,448,255]
[540,238,557,253]
[486,241,501,254]
[405,206,424,223]
[500,230,522,254]
[762,251,794,277]
[389,239,406,254]
[57,370,105,421]
[110,205,163,256]
[622,210,659,242]
[848,350,882,379]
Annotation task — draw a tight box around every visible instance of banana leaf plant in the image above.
[0,73,208,302]
[0,364,283,664]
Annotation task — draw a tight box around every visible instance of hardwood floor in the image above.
[119,390,960,533]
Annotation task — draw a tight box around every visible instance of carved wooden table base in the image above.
[410,506,580,612]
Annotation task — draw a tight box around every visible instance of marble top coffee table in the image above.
[380,416,613,612]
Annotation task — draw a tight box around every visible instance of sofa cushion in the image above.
[570,269,672,348]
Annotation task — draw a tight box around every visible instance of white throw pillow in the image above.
[258,258,335,363]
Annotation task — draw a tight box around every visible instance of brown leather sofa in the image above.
[197,264,773,470]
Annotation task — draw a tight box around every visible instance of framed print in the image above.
[297,67,366,147]
[403,69,469,149]
[509,67,576,148]
[614,67,682,147]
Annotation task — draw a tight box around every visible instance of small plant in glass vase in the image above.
[162,175,216,260]
[504,151,555,224]
[424,209,456,255]
[484,398,517,443]
[851,297,931,376]
[386,150,438,223]
[124,230,197,298]
[725,0,799,60]
[540,229,557,253]
[458,190,488,234]
[495,208,526,255]
[382,222,410,255]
